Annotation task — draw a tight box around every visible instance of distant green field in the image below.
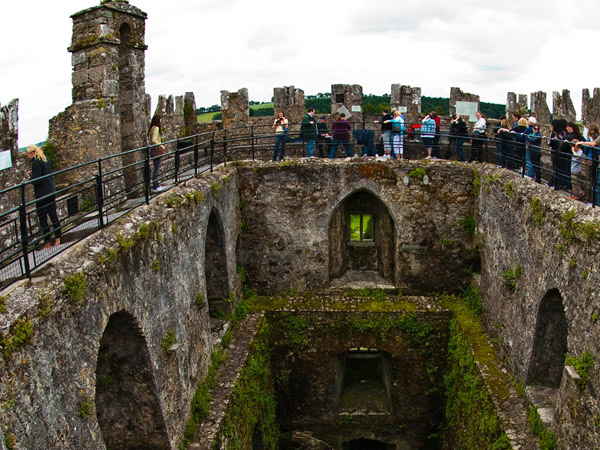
[197,102,275,122]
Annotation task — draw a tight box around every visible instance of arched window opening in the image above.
[337,348,392,414]
[95,311,170,449]
[526,289,568,389]
[205,210,230,317]
[329,190,394,285]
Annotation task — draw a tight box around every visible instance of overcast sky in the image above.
[2,0,599,146]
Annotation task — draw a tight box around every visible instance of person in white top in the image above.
[469,111,486,163]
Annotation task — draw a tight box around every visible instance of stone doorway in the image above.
[95,311,170,450]
[329,190,394,285]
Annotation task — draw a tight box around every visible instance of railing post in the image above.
[592,159,598,208]
[19,184,31,279]
[210,135,215,173]
[96,159,104,229]
[194,135,199,177]
[175,138,181,185]
[223,129,227,166]
[143,146,151,205]
[251,125,255,161]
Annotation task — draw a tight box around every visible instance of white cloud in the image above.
[1,0,599,146]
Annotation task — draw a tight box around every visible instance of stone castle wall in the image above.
[0,168,241,449]
[475,165,600,449]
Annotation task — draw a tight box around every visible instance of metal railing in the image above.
[1,121,598,288]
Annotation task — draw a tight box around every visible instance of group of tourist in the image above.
[272,108,600,204]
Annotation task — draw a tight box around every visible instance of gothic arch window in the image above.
[95,311,170,449]
[526,289,568,388]
[329,190,394,282]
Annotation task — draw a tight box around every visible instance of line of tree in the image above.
[199,94,506,120]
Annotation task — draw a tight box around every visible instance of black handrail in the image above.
[1,124,598,289]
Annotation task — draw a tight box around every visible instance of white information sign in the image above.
[0,150,12,171]
[455,101,479,122]
[351,105,362,112]
[398,106,408,113]
[336,105,352,119]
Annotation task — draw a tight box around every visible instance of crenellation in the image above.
[582,87,600,130]
[552,89,577,123]
[390,84,421,125]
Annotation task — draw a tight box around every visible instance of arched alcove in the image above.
[329,190,395,283]
[205,209,230,315]
[526,289,568,388]
[95,311,170,449]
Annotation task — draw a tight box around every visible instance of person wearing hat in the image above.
[26,144,61,248]
[316,115,333,158]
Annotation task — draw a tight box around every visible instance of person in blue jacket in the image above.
[26,144,61,248]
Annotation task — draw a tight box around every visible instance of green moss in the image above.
[1,317,34,360]
[100,374,114,388]
[527,407,557,449]
[151,259,160,272]
[195,293,205,310]
[161,329,176,355]
[565,351,595,388]
[592,312,598,323]
[347,288,387,302]
[71,33,98,51]
[582,271,589,280]
[4,432,16,449]
[503,264,522,292]
[504,182,513,196]
[37,291,54,319]
[62,272,87,306]
[560,208,579,243]
[179,347,229,449]
[581,222,600,241]
[460,214,476,237]
[213,320,278,450]
[78,399,94,419]
[443,320,511,450]
[136,223,150,240]
[0,295,6,314]
[211,181,222,195]
[408,167,427,180]
[530,197,544,226]
[194,191,205,203]
[461,283,482,316]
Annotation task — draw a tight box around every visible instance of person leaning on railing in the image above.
[526,124,543,183]
[272,111,288,162]
[576,124,600,204]
[468,111,486,163]
[26,144,61,249]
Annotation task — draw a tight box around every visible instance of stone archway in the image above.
[526,289,568,388]
[329,189,395,284]
[95,311,170,450]
[205,209,230,315]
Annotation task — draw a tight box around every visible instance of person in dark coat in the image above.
[547,119,567,189]
[329,113,354,158]
[317,115,333,158]
[26,144,61,248]
[300,108,318,157]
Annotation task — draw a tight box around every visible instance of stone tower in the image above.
[48,0,148,194]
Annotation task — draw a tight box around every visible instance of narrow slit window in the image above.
[350,214,373,241]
